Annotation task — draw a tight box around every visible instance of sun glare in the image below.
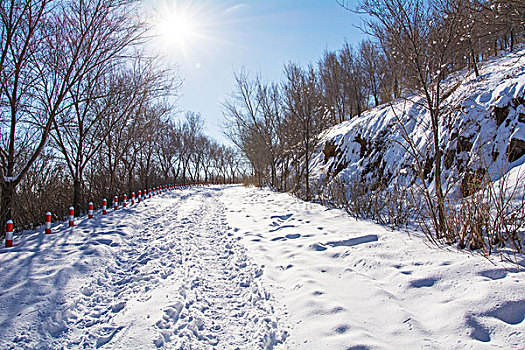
[151,0,247,65]
[158,12,197,48]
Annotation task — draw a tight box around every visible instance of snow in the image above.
[0,187,286,349]
[310,48,525,198]
[512,126,525,143]
[2,185,524,349]
[223,186,525,349]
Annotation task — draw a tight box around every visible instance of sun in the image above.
[150,0,240,64]
[157,11,198,48]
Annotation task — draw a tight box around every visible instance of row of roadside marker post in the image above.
[4,182,229,248]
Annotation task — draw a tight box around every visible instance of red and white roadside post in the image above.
[123,194,127,208]
[152,188,155,197]
[88,202,94,219]
[148,189,151,198]
[69,207,75,227]
[45,212,52,234]
[131,192,135,205]
[5,220,13,247]
[138,190,141,203]
[102,199,107,215]
[114,196,118,210]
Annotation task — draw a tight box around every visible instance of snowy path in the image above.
[0,187,286,349]
[1,185,524,349]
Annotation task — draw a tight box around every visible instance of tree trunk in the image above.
[270,159,276,189]
[305,122,310,201]
[127,166,134,197]
[73,177,82,217]
[469,42,480,78]
[0,181,16,237]
[431,109,446,240]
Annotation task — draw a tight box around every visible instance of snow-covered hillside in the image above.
[311,48,525,198]
[1,186,524,349]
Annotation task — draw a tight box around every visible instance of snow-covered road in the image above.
[1,185,524,349]
[0,186,286,349]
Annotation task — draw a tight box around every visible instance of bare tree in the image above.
[282,63,327,200]
[0,0,145,232]
[359,39,383,107]
[0,0,52,233]
[355,0,466,239]
[318,51,348,124]
[222,71,282,188]
[339,43,367,118]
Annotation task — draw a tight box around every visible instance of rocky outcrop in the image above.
[508,138,525,163]
[310,49,525,198]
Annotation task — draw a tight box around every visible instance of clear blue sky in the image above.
[146,0,365,143]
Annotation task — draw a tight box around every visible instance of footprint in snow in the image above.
[466,315,491,342]
[334,324,350,334]
[486,300,525,325]
[270,214,293,221]
[111,301,126,313]
[269,224,296,232]
[309,243,327,251]
[325,234,378,248]
[479,268,519,280]
[95,238,114,246]
[409,277,438,288]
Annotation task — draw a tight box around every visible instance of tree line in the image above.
[0,0,243,235]
[223,0,524,220]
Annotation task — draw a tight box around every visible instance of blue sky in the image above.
[146,0,365,143]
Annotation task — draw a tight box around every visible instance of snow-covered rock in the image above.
[310,48,525,198]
